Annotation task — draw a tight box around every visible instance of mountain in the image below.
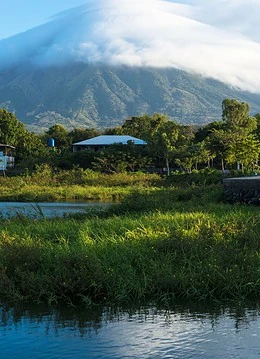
[1,1,260,131]
[1,63,260,131]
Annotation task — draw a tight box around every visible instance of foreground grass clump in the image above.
[0,187,259,306]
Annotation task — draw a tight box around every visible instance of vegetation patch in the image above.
[0,184,259,306]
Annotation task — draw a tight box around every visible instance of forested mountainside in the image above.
[1,63,260,130]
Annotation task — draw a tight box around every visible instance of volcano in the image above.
[0,0,260,130]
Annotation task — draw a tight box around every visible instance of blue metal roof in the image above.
[73,135,147,146]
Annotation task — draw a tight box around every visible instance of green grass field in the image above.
[0,172,259,306]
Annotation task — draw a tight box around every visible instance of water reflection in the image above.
[0,303,259,358]
[0,201,112,219]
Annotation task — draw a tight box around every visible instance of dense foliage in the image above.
[0,98,259,175]
[2,65,260,130]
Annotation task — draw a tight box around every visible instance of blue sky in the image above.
[0,0,87,39]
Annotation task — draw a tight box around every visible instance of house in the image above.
[72,135,147,152]
[0,144,15,171]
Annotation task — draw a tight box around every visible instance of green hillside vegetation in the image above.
[1,64,260,130]
[1,98,259,177]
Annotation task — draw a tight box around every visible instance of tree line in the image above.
[0,98,260,174]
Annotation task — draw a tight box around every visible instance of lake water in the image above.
[0,303,260,358]
[0,201,112,219]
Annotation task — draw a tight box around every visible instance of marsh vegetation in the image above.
[0,170,259,306]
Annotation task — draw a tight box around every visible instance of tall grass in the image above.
[0,168,163,201]
[0,185,259,306]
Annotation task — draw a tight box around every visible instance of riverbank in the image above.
[0,183,259,306]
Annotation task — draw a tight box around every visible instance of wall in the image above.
[223,177,260,205]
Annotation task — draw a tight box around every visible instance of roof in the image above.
[73,135,147,146]
[0,144,15,149]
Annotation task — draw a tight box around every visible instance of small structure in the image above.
[47,138,55,148]
[222,177,260,204]
[73,135,147,152]
[0,144,15,171]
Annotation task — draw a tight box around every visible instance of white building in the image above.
[0,144,15,171]
[73,135,147,152]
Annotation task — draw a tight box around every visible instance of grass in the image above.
[0,179,259,306]
[0,169,162,202]
[0,184,132,202]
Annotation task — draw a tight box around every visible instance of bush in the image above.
[166,169,223,186]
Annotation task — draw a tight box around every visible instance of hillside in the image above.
[0,63,260,131]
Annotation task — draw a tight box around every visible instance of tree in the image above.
[175,141,210,173]
[225,135,260,172]
[0,109,27,146]
[15,131,48,163]
[209,127,230,172]
[103,127,123,135]
[222,99,257,135]
[205,99,258,171]
[0,109,51,167]
[69,128,101,144]
[195,121,224,169]
[253,114,260,141]
[122,113,168,142]
[195,121,223,143]
[221,99,258,170]
[151,121,180,175]
[190,142,211,170]
[92,143,151,173]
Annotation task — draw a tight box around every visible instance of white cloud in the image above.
[1,0,260,92]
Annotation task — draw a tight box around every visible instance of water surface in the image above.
[0,201,111,218]
[0,303,259,358]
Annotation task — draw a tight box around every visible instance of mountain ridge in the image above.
[1,63,260,131]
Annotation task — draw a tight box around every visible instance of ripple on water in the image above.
[0,306,260,358]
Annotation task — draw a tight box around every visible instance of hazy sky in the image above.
[0,0,87,39]
[1,0,260,93]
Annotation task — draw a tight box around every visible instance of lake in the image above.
[0,201,112,219]
[0,303,260,358]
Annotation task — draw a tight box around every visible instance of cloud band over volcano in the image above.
[1,0,260,92]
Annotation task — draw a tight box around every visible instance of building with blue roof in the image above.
[73,135,147,152]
